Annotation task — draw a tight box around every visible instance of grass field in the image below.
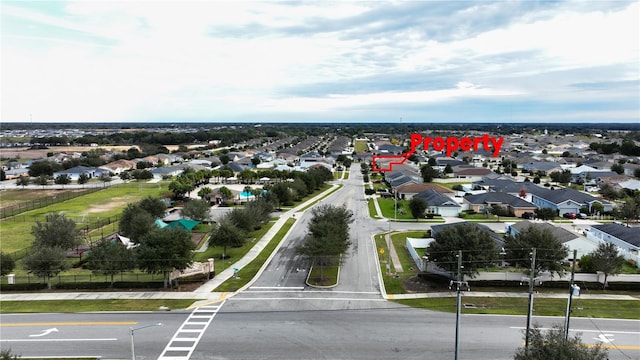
[0,182,168,254]
[0,299,197,313]
[354,139,369,153]
[393,297,640,319]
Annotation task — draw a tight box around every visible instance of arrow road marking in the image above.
[594,334,615,343]
[29,328,58,337]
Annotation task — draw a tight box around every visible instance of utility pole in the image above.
[564,249,578,341]
[454,250,462,360]
[525,248,536,349]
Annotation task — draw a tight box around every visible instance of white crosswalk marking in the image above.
[158,301,225,360]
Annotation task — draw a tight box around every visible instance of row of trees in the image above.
[89,195,195,288]
[297,205,354,282]
[209,198,275,258]
[426,223,626,288]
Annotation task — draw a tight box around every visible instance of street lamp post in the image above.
[130,322,162,360]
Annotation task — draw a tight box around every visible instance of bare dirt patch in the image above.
[84,197,130,214]
[0,189,86,209]
[0,145,135,160]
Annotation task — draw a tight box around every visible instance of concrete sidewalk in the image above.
[387,291,639,301]
[0,184,340,304]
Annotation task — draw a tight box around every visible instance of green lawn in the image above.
[0,182,169,254]
[0,299,197,313]
[375,231,429,294]
[394,297,640,319]
[215,218,295,292]
[377,198,414,220]
[307,263,339,286]
[367,198,380,219]
[354,139,369,153]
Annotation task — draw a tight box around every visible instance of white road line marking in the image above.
[1,338,117,342]
[249,286,305,290]
[158,300,226,360]
[230,297,386,302]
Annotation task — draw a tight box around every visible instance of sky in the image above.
[1,1,639,124]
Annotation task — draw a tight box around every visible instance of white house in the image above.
[585,223,640,267]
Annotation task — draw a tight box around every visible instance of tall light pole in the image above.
[525,248,537,350]
[130,322,162,360]
[564,249,578,341]
[454,250,463,360]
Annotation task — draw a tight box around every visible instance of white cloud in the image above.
[1,1,637,123]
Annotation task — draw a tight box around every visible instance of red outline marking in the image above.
[372,147,416,172]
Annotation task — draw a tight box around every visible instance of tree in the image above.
[619,197,639,224]
[131,169,153,181]
[420,164,440,182]
[534,207,556,220]
[16,175,29,187]
[634,167,640,178]
[28,160,60,177]
[504,226,568,275]
[209,219,246,259]
[444,164,453,174]
[23,246,68,289]
[54,174,71,185]
[0,348,20,360]
[181,199,211,222]
[0,252,15,276]
[35,174,49,186]
[99,172,112,183]
[85,240,136,286]
[31,213,82,250]
[514,324,608,360]
[218,186,234,203]
[77,173,90,185]
[135,227,194,288]
[251,156,261,166]
[426,223,499,277]
[590,242,625,289]
[599,183,621,200]
[138,196,167,219]
[409,197,428,219]
[297,205,354,281]
[591,202,605,216]
[119,203,155,243]
[610,163,624,175]
[198,186,213,199]
[169,179,195,199]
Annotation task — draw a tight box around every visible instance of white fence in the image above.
[406,238,640,284]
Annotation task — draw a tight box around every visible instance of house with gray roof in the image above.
[585,223,640,267]
[530,187,612,216]
[522,162,563,175]
[508,221,597,260]
[53,166,110,181]
[464,192,536,217]
[431,222,504,248]
[414,189,461,217]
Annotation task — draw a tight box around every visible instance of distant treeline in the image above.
[4,122,639,148]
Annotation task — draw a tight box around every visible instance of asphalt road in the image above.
[2,309,638,359]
